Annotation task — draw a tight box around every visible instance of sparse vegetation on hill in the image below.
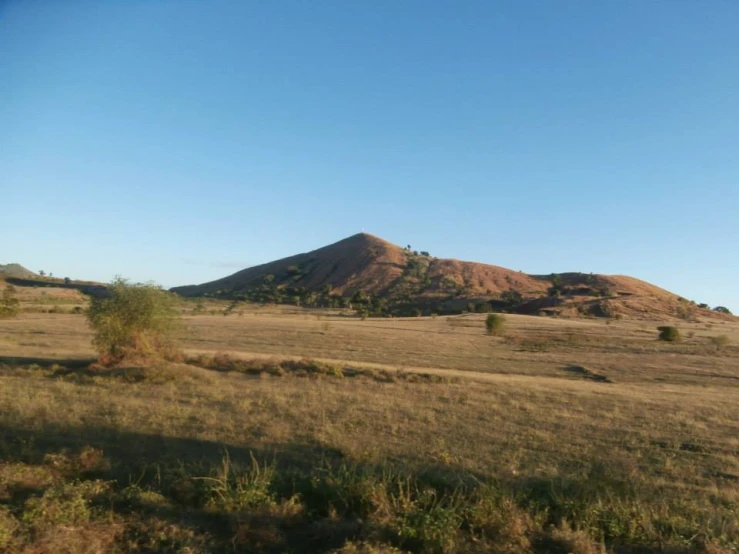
[169,234,736,322]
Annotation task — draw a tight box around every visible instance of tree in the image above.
[304,291,318,307]
[0,285,20,318]
[500,290,523,308]
[39,270,45,277]
[713,306,732,315]
[548,274,563,297]
[64,277,71,284]
[87,277,181,365]
[485,314,506,336]
[352,290,369,305]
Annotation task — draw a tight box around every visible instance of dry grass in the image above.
[3,308,737,385]
[0,279,87,314]
[0,306,738,552]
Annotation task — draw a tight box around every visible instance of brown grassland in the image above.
[0,292,738,552]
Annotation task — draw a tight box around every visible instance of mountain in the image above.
[0,264,37,279]
[171,233,732,320]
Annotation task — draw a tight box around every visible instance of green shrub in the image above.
[485,314,506,336]
[657,326,680,342]
[500,290,523,308]
[87,277,181,365]
[0,285,20,318]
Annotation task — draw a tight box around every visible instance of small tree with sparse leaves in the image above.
[0,285,20,318]
[87,277,181,365]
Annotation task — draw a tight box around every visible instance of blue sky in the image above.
[2,0,737,311]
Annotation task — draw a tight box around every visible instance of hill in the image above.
[171,233,733,321]
[0,263,37,279]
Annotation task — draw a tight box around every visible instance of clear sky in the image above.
[2,0,737,311]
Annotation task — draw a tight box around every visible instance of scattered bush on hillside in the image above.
[87,277,182,366]
[485,314,506,336]
[548,274,564,297]
[676,303,694,321]
[657,326,680,342]
[500,290,523,309]
[709,335,730,350]
[713,306,732,315]
[0,285,20,318]
[473,302,491,313]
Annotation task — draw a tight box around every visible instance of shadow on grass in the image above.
[0,355,94,369]
[0,365,730,553]
[564,364,613,383]
[0,423,364,553]
[1,421,722,553]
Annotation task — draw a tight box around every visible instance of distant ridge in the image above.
[0,263,37,279]
[171,233,733,321]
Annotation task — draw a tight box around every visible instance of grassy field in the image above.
[0,306,738,552]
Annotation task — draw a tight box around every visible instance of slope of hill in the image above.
[171,233,733,321]
[0,263,37,279]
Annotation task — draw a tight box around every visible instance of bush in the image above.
[87,277,181,365]
[500,290,523,308]
[709,335,730,350]
[657,326,680,342]
[713,306,732,315]
[0,285,20,318]
[485,314,506,336]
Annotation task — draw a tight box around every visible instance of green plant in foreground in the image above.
[87,277,181,365]
[657,326,680,342]
[485,313,506,336]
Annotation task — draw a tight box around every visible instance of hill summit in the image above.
[0,264,37,279]
[171,233,731,321]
